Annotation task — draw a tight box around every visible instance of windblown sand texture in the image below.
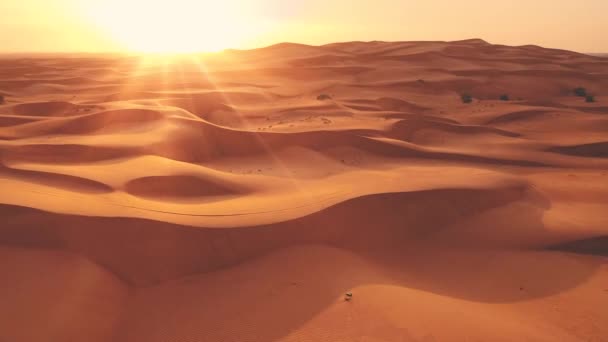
[1,39,607,341]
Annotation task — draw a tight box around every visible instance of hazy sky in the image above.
[1,0,606,53]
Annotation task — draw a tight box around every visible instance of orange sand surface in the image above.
[1,39,607,341]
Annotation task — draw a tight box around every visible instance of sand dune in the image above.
[0,40,607,341]
[548,142,608,158]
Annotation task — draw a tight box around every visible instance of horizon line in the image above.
[0,39,605,56]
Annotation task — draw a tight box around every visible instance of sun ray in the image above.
[182,55,316,198]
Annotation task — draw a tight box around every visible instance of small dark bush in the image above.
[317,94,332,101]
[499,94,510,101]
[586,95,595,103]
[0,95,4,105]
[461,94,473,104]
[574,87,587,97]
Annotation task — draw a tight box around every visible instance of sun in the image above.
[83,0,259,53]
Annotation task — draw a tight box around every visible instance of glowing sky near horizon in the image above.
[0,0,606,53]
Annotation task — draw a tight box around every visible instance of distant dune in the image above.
[0,40,607,342]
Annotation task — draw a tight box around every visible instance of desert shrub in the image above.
[317,94,332,101]
[0,95,4,104]
[461,94,473,104]
[586,95,595,103]
[574,87,587,97]
[499,94,510,101]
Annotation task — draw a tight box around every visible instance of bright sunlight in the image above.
[83,0,270,53]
